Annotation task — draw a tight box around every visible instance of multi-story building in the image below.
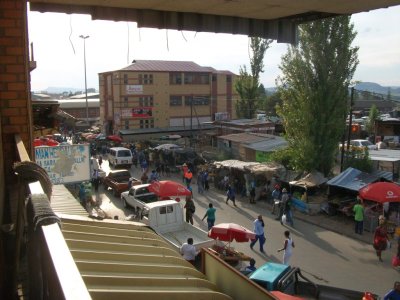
[99,60,238,135]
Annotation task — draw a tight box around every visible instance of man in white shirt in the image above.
[180,238,199,265]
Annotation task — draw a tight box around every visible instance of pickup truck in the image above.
[103,169,140,196]
[121,184,159,213]
[140,200,215,252]
[249,262,376,300]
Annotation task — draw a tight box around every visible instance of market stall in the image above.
[359,182,400,234]
[208,223,255,269]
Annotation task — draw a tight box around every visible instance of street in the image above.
[95,159,398,296]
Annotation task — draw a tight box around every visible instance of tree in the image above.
[366,104,379,135]
[276,16,359,176]
[264,90,283,116]
[235,37,272,118]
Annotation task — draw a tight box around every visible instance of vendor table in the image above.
[210,245,252,268]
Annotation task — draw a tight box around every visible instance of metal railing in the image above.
[14,134,90,300]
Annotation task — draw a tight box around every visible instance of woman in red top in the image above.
[373,215,388,262]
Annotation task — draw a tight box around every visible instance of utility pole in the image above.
[340,87,355,172]
[79,35,90,125]
[190,95,193,148]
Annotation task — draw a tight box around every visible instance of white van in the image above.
[108,147,133,168]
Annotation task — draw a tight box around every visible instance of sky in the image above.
[27,5,400,92]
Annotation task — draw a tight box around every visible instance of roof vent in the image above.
[131,59,136,63]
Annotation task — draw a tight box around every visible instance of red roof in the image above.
[119,60,233,73]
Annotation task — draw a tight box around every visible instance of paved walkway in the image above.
[292,207,374,245]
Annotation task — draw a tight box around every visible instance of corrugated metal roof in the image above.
[51,185,88,217]
[245,138,288,152]
[50,192,231,299]
[372,170,393,181]
[369,149,400,162]
[120,60,215,73]
[218,133,278,143]
[218,119,273,126]
[327,167,380,192]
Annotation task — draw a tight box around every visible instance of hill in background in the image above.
[265,82,400,98]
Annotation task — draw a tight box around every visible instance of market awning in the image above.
[290,171,327,189]
[213,160,260,171]
[244,162,286,179]
[326,167,380,192]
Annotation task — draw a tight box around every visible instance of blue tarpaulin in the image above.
[326,167,380,192]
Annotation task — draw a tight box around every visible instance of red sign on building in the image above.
[132,107,153,118]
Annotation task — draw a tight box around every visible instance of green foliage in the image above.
[235,66,260,118]
[276,16,359,176]
[235,37,272,118]
[215,150,234,161]
[264,90,283,116]
[366,104,379,134]
[343,148,373,173]
[269,148,296,170]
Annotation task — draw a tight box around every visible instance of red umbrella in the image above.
[148,180,191,198]
[107,135,122,143]
[359,182,400,203]
[33,138,44,147]
[208,223,255,243]
[45,138,59,146]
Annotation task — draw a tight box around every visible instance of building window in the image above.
[140,120,144,128]
[184,73,194,84]
[139,73,153,84]
[150,119,154,128]
[124,74,128,84]
[124,120,129,129]
[199,73,210,84]
[124,96,128,107]
[185,95,210,106]
[226,75,232,83]
[139,96,153,107]
[212,75,217,82]
[184,72,209,84]
[170,95,182,106]
[169,72,182,85]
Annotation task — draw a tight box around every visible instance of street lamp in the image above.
[79,35,90,125]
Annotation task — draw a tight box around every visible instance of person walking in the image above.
[249,181,256,204]
[197,171,204,194]
[92,169,99,192]
[202,203,216,230]
[180,237,199,265]
[184,196,196,225]
[374,215,389,262]
[277,188,288,223]
[284,194,294,227]
[271,185,281,214]
[98,155,103,168]
[203,171,209,191]
[278,230,295,265]
[184,169,193,188]
[250,215,266,254]
[353,198,364,235]
[149,170,160,183]
[182,163,188,183]
[226,184,237,207]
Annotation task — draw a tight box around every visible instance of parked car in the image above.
[339,139,377,151]
[108,147,133,168]
[103,169,140,196]
[349,139,377,150]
